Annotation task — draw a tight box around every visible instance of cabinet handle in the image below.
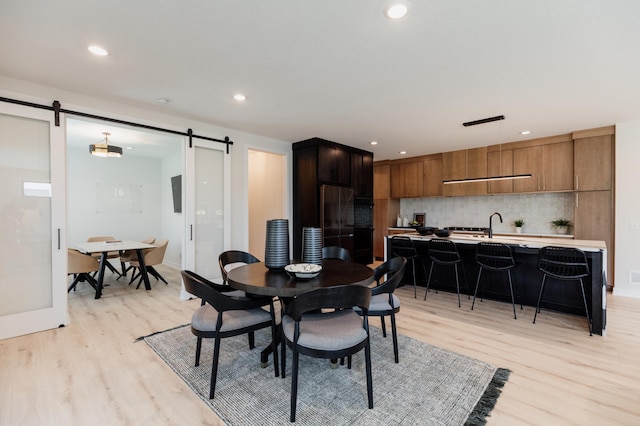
[575,174,579,190]
[576,193,579,208]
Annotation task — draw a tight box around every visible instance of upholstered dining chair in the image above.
[87,236,122,277]
[128,239,169,288]
[280,285,373,422]
[355,256,407,363]
[218,250,261,298]
[321,246,351,262]
[180,270,279,399]
[67,249,100,292]
[119,237,155,277]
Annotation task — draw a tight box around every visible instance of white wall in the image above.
[161,151,184,268]
[614,120,640,298]
[67,146,163,244]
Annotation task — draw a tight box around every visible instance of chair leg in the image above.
[390,312,399,363]
[280,337,287,379]
[290,346,300,422]
[471,268,483,310]
[248,331,255,349]
[455,264,461,308]
[508,270,517,320]
[579,278,593,336]
[209,336,222,399]
[424,262,435,300]
[270,319,280,378]
[147,266,168,284]
[195,337,203,366]
[533,275,547,324]
[364,338,374,409]
[380,316,387,337]
[410,258,417,298]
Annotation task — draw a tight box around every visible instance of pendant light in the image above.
[90,132,123,157]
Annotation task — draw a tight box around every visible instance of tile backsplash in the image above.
[400,192,574,234]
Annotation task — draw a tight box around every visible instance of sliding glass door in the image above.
[181,139,229,297]
[0,103,67,339]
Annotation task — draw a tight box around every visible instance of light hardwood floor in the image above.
[1,264,639,425]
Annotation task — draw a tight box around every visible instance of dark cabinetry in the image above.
[293,138,374,265]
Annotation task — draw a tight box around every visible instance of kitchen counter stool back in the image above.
[389,236,424,298]
[425,238,469,307]
[473,242,522,319]
[534,246,592,336]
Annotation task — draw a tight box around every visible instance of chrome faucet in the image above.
[488,212,503,238]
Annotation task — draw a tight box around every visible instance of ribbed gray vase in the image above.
[301,227,323,265]
[264,219,289,270]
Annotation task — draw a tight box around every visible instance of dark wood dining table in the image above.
[227,260,375,366]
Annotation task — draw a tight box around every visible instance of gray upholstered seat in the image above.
[192,304,272,333]
[282,309,367,351]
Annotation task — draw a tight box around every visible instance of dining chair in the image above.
[534,246,592,335]
[218,250,261,298]
[321,246,351,262]
[355,256,407,363]
[119,237,155,277]
[128,239,169,288]
[87,235,122,277]
[180,270,279,399]
[280,285,373,422]
[67,249,100,292]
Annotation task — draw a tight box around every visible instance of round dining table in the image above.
[227,260,375,368]
[226,260,375,298]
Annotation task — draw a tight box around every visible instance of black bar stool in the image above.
[389,236,425,298]
[534,246,592,336]
[472,242,522,319]
[424,238,468,307]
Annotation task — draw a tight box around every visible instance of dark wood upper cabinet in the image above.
[318,144,351,186]
[351,151,374,197]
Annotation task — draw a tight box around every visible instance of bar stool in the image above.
[534,246,592,336]
[389,236,425,298]
[424,238,468,307]
[472,242,522,319]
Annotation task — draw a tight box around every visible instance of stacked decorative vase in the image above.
[265,219,290,270]
[301,227,322,265]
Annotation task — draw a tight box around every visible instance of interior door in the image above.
[181,139,229,298]
[0,102,67,340]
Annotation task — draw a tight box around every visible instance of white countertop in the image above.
[386,232,606,252]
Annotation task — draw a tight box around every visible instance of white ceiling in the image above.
[2,1,640,160]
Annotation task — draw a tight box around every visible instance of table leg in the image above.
[95,252,108,299]
[136,249,152,290]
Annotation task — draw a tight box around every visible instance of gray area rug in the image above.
[143,325,508,425]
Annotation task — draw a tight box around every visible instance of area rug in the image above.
[143,325,509,425]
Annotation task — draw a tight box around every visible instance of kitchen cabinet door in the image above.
[423,156,443,197]
[513,145,542,192]
[373,198,399,259]
[318,144,350,185]
[574,190,613,284]
[390,161,423,198]
[374,163,390,199]
[442,148,487,196]
[574,135,612,191]
[541,141,573,191]
[487,148,513,193]
[352,152,373,197]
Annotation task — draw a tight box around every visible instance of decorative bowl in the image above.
[285,263,322,280]
[434,228,452,238]
[416,227,435,236]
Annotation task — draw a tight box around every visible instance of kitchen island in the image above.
[385,233,607,335]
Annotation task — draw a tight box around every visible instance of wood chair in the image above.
[119,237,155,277]
[67,249,99,292]
[280,285,373,422]
[180,270,279,399]
[355,256,407,363]
[128,239,169,288]
[321,246,351,262]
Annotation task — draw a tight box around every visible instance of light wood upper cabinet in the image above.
[487,148,513,193]
[373,163,390,200]
[574,135,613,191]
[390,161,424,198]
[513,141,573,193]
[574,190,613,281]
[423,156,443,197]
[443,147,488,196]
[541,141,573,191]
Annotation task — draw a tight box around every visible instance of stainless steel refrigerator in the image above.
[320,184,355,255]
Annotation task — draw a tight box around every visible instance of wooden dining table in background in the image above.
[74,240,156,299]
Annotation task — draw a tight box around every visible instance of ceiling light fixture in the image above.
[385,3,408,19]
[90,132,123,157]
[462,115,505,127]
[88,45,108,56]
[233,94,246,101]
[520,130,531,135]
[443,174,532,185]
[399,151,407,155]
[370,141,378,145]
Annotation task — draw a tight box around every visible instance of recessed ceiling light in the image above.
[233,94,246,101]
[126,146,134,150]
[385,3,408,19]
[88,45,108,56]
[399,151,407,155]
[155,98,170,105]
[370,141,378,145]
[520,130,531,135]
